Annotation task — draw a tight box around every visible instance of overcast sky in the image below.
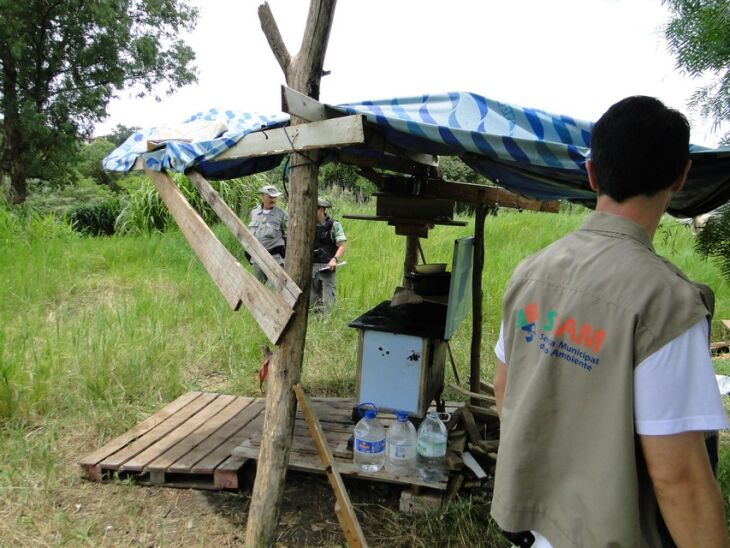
[95,0,724,147]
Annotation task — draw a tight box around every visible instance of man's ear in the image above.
[671,160,692,193]
[586,160,599,193]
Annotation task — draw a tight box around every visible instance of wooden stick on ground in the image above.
[294,384,367,548]
[448,382,495,405]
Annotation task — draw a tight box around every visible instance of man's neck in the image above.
[595,190,671,240]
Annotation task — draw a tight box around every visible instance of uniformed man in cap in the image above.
[249,184,287,284]
[311,197,346,313]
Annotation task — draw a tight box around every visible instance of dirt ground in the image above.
[54,460,441,547]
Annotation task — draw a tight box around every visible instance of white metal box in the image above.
[350,301,448,418]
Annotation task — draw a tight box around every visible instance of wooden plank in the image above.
[376,194,454,221]
[465,403,500,422]
[479,380,496,396]
[120,393,223,471]
[282,85,437,169]
[423,179,560,212]
[211,406,269,488]
[144,394,238,471]
[211,115,366,163]
[145,168,294,345]
[167,396,256,472]
[333,461,447,490]
[281,85,344,123]
[102,393,218,470]
[338,150,437,177]
[186,170,301,308]
[191,399,267,473]
[448,382,496,405]
[294,384,368,548]
[342,213,467,227]
[231,439,448,491]
[79,392,202,468]
[246,431,353,457]
[461,408,482,444]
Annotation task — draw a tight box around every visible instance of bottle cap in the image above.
[364,409,376,419]
[396,411,409,421]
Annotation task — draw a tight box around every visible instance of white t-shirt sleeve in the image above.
[495,321,506,363]
[635,319,729,435]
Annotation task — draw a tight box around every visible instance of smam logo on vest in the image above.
[516,302,606,372]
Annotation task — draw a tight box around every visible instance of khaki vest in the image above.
[249,205,287,252]
[491,212,713,547]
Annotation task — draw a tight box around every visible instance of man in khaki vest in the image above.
[492,96,728,547]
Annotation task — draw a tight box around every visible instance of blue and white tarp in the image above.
[103,92,730,217]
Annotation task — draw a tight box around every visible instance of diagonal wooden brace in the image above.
[186,169,301,308]
[145,168,295,345]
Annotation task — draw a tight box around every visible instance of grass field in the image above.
[0,201,728,546]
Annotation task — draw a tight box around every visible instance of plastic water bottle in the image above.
[353,409,385,472]
[386,411,417,476]
[416,411,448,480]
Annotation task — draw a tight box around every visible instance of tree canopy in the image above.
[664,0,730,145]
[0,0,199,204]
[664,0,730,282]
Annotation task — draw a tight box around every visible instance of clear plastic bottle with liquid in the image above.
[385,411,417,476]
[353,408,385,472]
[416,410,448,480]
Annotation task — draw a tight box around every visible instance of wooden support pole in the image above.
[470,204,486,403]
[403,235,419,289]
[246,2,337,546]
[293,384,368,547]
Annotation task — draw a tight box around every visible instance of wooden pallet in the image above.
[80,392,455,491]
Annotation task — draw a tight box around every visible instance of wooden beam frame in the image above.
[144,167,294,345]
[424,179,560,212]
[282,85,439,169]
[211,114,366,163]
[186,170,301,308]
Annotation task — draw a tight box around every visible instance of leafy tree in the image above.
[695,204,730,281]
[664,0,730,145]
[76,138,119,188]
[319,161,376,202]
[0,0,198,204]
[103,124,142,147]
[664,0,730,281]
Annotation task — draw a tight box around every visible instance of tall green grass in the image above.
[0,200,727,544]
[115,173,268,235]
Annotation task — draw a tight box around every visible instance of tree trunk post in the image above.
[470,204,486,403]
[245,2,336,546]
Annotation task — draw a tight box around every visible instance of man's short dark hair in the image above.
[590,96,690,202]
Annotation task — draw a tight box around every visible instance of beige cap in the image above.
[259,184,282,197]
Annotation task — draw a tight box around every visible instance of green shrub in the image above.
[66,196,124,236]
[24,178,114,218]
[319,161,376,202]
